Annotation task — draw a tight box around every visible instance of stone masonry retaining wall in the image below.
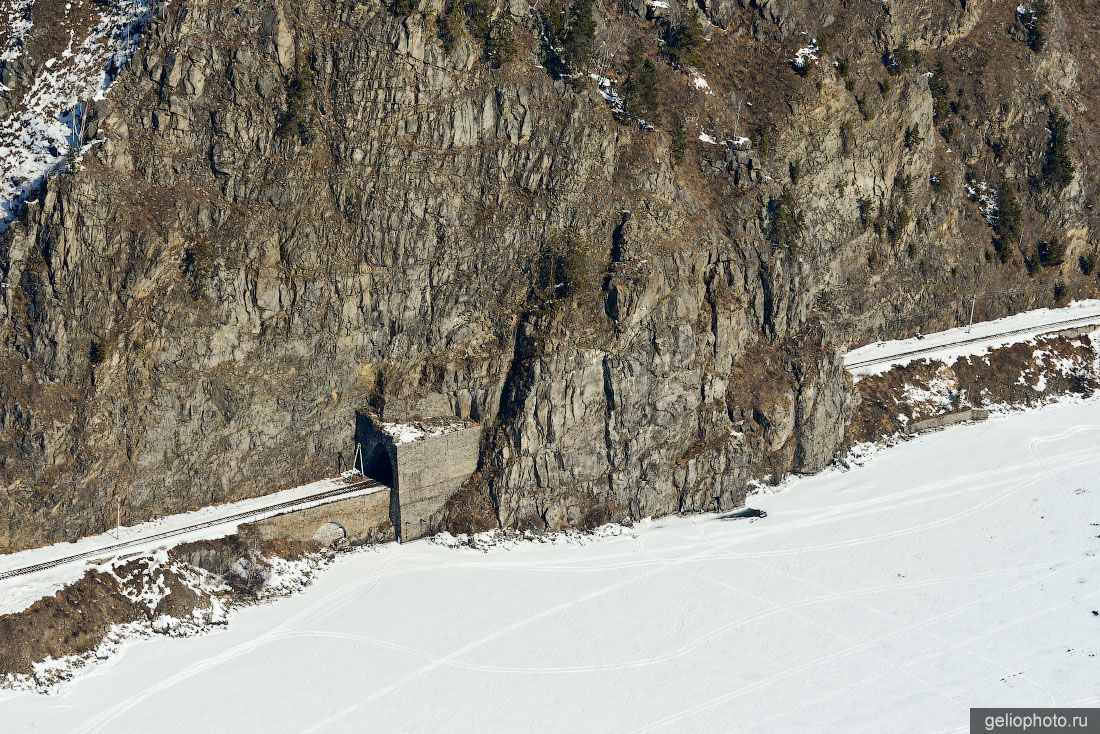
[244,488,394,546]
[905,408,990,435]
[243,420,481,547]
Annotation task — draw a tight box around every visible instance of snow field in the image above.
[1,400,1097,733]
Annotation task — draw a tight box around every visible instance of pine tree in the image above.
[1042,110,1074,190]
[622,41,662,126]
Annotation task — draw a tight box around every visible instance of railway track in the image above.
[0,479,384,582]
[845,313,1100,371]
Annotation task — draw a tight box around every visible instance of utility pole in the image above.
[353,442,364,477]
[966,294,977,333]
[115,497,122,540]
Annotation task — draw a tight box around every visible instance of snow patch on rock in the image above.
[380,418,471,446]
[0,0,157,233]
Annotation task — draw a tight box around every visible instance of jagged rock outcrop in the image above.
[1,0,1098,549]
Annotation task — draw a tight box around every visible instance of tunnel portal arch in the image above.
[351,410,481,542]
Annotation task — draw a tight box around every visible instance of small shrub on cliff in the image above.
[997,186,1021,230]
[886,205,910,246]
[767,188,803,249]
[539,0,596,76]
[182,241,215,297]
[670,115,687,164]
[558,242,592,299]
[893,172,912,200]
[462,0,495,40]
[538,237,595,301]
[484,19,516,68]
[882,43,918,75]
[903,125,923,151]
[857,198,873,229]
[438,0,516,67]
[752,129,771,156]
[277,55,316,145]
[993,186,1022,255]
[1021,0,1049,53]
[788,161,801,184]
[562,0,597,69]
[438,1,465,52]
[872,207,886,237]
[1079,249,1098,276]
[929,62,950,119]
[64,144,80,174]
[855,94,871,121]
[665,19,707,68]
[1053,279,1067,303]
[89,340,107,366]
[839,122,853,154]
[1037,238,1066,268]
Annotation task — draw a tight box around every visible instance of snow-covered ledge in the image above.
[379,417,475,447]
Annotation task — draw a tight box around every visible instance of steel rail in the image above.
[0,479,384,581]
[845,314,1100,370]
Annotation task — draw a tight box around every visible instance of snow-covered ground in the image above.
[846,299,1100,376]
[0,477,384,616]
[2,400,1097,732]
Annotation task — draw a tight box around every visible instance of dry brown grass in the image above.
[440,487,498,535]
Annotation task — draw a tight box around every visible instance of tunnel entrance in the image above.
[358,442,394,486]
[354,412,395,486]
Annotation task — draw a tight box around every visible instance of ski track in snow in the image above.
[2,402,1099,733]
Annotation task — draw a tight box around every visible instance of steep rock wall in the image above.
[1,0,1097,549]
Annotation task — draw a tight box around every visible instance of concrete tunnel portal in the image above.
[244,413,481,547]
[350,411,482,542]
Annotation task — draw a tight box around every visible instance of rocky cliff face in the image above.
[1,0,1097,549]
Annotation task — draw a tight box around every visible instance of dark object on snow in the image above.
[720,507,768,520]
[1092,610,1099,617]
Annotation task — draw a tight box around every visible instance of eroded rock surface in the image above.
[2,0,1098,549]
